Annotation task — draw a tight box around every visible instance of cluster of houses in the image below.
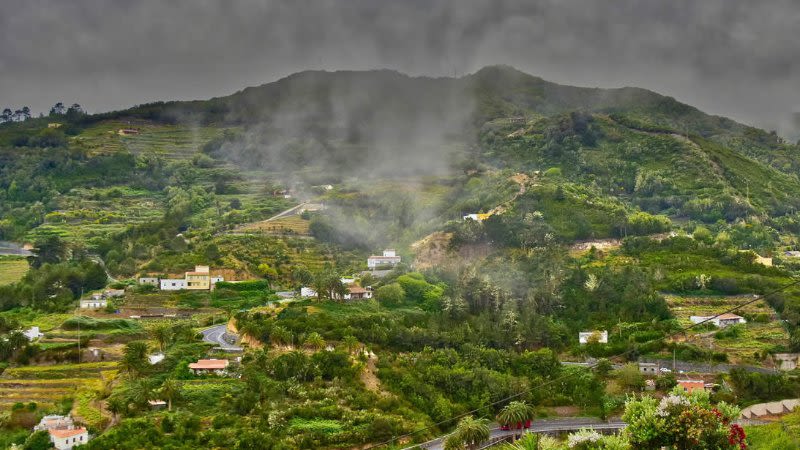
[79,288,125,309]
[33,415,88,450]
[138,265,224,291]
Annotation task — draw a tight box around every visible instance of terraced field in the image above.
[666,294,789,364]
[0,257,28,285]
[72,121,227,159]
[235,215,311,235]
[0,362,117,410]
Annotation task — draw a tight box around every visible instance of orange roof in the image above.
[49,428,87,438]
[189,359,229,370]
[348,286,368,294]
[677,379,704,385]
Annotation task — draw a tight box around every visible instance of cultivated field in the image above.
[0,258,28,285]
[665,294,789,365]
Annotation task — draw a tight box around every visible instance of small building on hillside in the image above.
[34,415,74,431]
[463,213,493,222]
[774,353,800,371]
[211,274,225,285]
[185,265,210,290]
[23,326,44,341]
[118,128,139,135]
[677,379,705,393]
[48,427,89,450]
[367,249,401,269]
[138,277,159,286]
[690,313,746,328]
[80,298,107,309]
[344,285,372,300]
[300,287,317,298]
[578,330,608,345]
[189,359,229,376]
[160,279,187,290]
[638,362,659,375]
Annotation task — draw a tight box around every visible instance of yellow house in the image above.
[185,265,210,290]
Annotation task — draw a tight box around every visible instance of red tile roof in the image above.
[189,359,229,370]
[49,428,87,438]
[348,286,368,294]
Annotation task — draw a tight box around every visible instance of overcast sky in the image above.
[2,0,799,137]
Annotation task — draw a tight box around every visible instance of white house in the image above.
[23,326,44,341]
[48,427,89,450]
[343,285,372,300]
[160,279,187,290]
[367,249,401,269]
[300,287,317,298]
[104,289,125,298]
[462,213,493,222]
[690,313,746,328]
[138,277,159,286]
[578,330,608,345]
[80,298,107,309]
[211,275,225,285]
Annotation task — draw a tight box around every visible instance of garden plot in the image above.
[665,294,789,364]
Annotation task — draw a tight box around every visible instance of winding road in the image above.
[201,324,242,351]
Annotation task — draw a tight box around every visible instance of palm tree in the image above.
[496,433,540,450]
[120,341,149,378]
[126,378,155,409]
[342,335,360,354]
[160,378,181,411]
[149,324,172,352]
[303,332,325,351]
[446,416,490,450]
[497,401,535,440]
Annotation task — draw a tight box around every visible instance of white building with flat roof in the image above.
[160,279,187,290]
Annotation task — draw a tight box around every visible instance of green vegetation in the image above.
[2,66,800,447]
[0,257,28,286]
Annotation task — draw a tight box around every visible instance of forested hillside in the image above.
[1,66,800,449]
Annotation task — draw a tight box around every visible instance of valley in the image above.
[1,66,799,449]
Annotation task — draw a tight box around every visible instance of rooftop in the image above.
[49,428,87,438]
[189,359,229,370]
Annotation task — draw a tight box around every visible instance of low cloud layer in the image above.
[2,0,799,137]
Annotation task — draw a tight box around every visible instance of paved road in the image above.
[201,324,242,350]
[266,203,309,222]
[562,359,777,375]
[413,418,626,450]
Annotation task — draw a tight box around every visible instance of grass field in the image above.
[665,294,789,364]
[0,257,28,285]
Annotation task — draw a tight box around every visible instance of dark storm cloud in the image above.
[2,0,799,137]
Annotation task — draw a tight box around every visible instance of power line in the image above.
[363,278,800,449]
